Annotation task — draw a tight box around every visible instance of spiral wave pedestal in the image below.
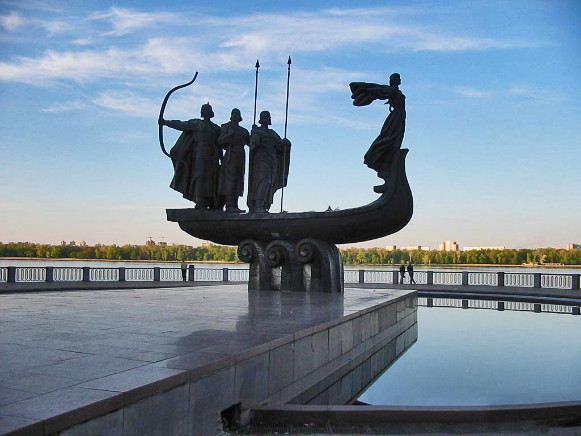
[238,238,343,293]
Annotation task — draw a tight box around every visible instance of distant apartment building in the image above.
[462,246,506,251]
[385,245,397,251]
[401,245,430,251]
[566,243,581,250]
[439,240,459,252]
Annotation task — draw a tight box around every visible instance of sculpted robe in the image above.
[218,122,250,198]
[166,119,221,203]
[350,82,406,177]
[247,126,290,211]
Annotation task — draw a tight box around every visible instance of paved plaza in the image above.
[0,284,410,435]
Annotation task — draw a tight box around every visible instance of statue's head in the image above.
[389,73,401,86]
[231,108,242,122]
[259,110,271,126]
[201,103,214,118]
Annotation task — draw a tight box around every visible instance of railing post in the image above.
[534,303,542,313]
[358,269,365,284]
[45,267,54,283]
[533,273,541,288]
[188,265,195,281]
[461,271,469,286]
[82,267,90,282]
[462,299,468,309]
[392,270,399,284]
[573,307,580,316]
[7,266,16,283]
[426,298,433,307]
[119,267,126,282]
[426,271,433,285]
[497,271,504,287]
[223,267,229,282]
[498,301,505,311]
[571,274,580,290]
[153,267,161,282]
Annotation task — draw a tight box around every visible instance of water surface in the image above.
[359,302,581,406]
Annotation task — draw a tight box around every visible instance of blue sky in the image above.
[0,0,579,249]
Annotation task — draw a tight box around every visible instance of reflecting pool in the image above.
[359,297,581,406]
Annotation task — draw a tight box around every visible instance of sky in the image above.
[0,0,579,250]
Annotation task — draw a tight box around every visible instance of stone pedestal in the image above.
[238,239,343,293]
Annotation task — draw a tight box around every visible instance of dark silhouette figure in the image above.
[350,73,406,193]
[407,262,416,284]
[218,108,250,212]
[247,111,291,213]
[399,264,406,284]
[161,103,221,209]
[180,261,187,281]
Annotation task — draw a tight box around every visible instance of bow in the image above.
[158,72,199,158]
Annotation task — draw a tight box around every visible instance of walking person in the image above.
[399,264,406,284]
[180,261,188,281]
[407,262,416,284]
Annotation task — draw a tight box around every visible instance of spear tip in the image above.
[287,56,292,65]
[255,59,260,68]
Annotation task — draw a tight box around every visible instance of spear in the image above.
[253,59,260,126]
[280,56,291,213]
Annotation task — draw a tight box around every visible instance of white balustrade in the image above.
[541,274,572,289]
[89,268,119,282]
[0,267,7,282]
[364,270,392,284]
[228,269,249,282]
[16,267,46,282]
[468,272,498,286]
[194,268,223,281]
[53,267,83,281]
[160,268,182,281]
[126,268,153,281]
[433,272,462,285]
[343,270,359,283]
[505,273,533,287]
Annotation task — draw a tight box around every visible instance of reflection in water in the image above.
[359,298,581,406]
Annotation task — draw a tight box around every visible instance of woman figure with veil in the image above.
[350,73,406,193]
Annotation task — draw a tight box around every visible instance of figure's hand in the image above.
[158,118,165,126]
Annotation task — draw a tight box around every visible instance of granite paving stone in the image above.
[0,414,42,436]
[31,355,148,381]
[0,386,37,407]
[0,387,121,421]
[0,374,80,395]
[0,284,409,435]
[77,365,188,395]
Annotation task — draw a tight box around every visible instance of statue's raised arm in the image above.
[350,73,406,193]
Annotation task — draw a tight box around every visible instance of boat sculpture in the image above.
[162,73,413,293]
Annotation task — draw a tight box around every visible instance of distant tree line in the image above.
[1,242,580,265]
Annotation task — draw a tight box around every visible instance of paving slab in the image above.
[0,284,410,435]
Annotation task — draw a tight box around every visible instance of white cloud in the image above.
[90,7,177,36]
[0,11,26,30]
[41,101,89,112]
[0,6,545,88]
[454,86,491,98]
[93,91,160,118]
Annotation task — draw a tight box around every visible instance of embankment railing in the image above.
[0,266,578,291]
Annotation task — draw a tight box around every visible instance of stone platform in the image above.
[0,284,415,435]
